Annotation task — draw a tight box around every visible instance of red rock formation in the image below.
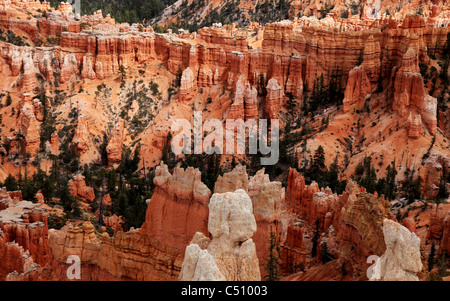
[441,212,450,255]
[47,221,182,280]
[285,55,304,99]
[214,164,249,194]
[393,48,437,135]
[343,66,371,113]
[68,174,95,203]
[227,78,245,120]
[0,192,49,280]
[280,221,306,274]
[337,187,393,263]
[106,118,126,166]
[47,132,60,156]
[244,84,258,120]
[102,214,123,232]
[419,155,448,200]
[140,163,211,255]
[427,203,447,241]
[21,53,38,93]
[0,238,41,281]
[361,35,381,83]
[285,168,320,216]
[265,78,284,119]
[403,217,417,233]
[407,112,424,139]
[285,168,395,278]
[72,115,92,155]
[17,101,41,157]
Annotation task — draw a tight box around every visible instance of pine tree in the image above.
[326,155,339,191]
[311,218,321,258]
[59,180,73,218]
[437,164,449,200]
[3,174,17,191]
[5,93,12,106]
[265,231,281,281]
[118,64,126,81]
[428,241,436,272]
[356,49,364,66]
[320,242,334,264]
[313,145,326,171]
[99,133,109,166]
[384,161,397,200]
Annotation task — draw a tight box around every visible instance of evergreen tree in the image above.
[5,93,11,106]
[311,218,321,258]
[118,64,126,81]
[384,161,398,200]
[313,145,326,171]
[326,155,339,191]
[265,231,281,281]
[3,174,17,191]
[59,180,74,218]
[356,49,364,66]
[320,242,334,264]
[437,164,449,200]
[99,133,109,166]
[428,241,436,272]
[402,168,422,203]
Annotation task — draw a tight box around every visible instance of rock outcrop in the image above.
[265,78,283,119]
[140,163,211,253]
[72,115,93,156]
[393,48,437,135]
[106,118,126,166]
[68,175,95,203]
[179,189,261,281]
[342,66,371,113]
[45,163,212,280]
[179,67,196,103]
[214,164,249,194]
[285,168,396,278]
[0,190,49,280]
[441,212,450,255]
[407,112,424,139]
[17,102,41,157]
[213,165,285,276]
[371,219,422,281]
[427,203,447,241]
[244,84,258,121]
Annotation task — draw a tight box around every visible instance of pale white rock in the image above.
[180,67,195,91]
[180,189,261,281]
[208,189,256,243]
[234,77,245,105]
[248,168,284,221]
[179,244,225,281]
[372,219,422,281]
[194,249,226,281]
